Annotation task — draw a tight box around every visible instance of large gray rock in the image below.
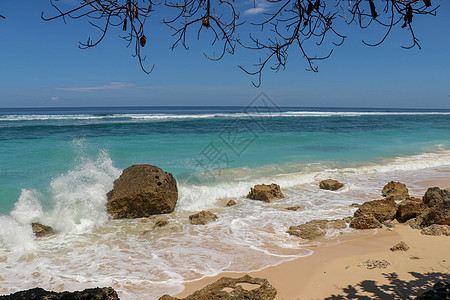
[1,287,119,300]
[106,164,178,219]
[319,179,344,191]
[247,184,284,202]
[287,219,346,240]
[354,198,398,222]
[382,181,409,200]
[159,275,277,300]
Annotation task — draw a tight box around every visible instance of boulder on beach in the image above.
[159,275,277,300]
[396,199,424,223]
[247,184,284,202]
[319,179,344,191]
[1,287,119,300]
[416,281,450,299]
[189,210,217,225]
[423,187,450,207]
[354,198,398,222]
[31,223,55,237]
[349,214,382,229]
[287,219,346,240]
[106,164,178,219]
[381,181,409,200]
[420,224,450,236]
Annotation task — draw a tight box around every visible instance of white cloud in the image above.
[244,0,271,15]
[51,96,60,101]
[56,82,134,92]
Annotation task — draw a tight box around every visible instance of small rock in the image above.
[358,259,390,270]
[319,179,344,191]
[381,181,409,200]
[382,219,395,228]
[31,223,55,237]
[285,205,304,211]
[154,217,169,228]
[189,210,218,225]
[247,184,284,202]
[390,241,409,252]
[287,219,346,240]
[159,275,277,300]
[410,256,421,260]
[420,224,450,236]
[225,199,237,207]
[416,281,450,300]
[350,214,382,229]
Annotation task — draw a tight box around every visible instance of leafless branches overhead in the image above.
[41,0,439,86]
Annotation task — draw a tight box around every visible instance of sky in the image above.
[0,0,449,108]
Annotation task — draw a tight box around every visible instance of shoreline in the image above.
[175,224,450,299]
[173,179,450,299]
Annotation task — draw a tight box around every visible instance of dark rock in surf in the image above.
[319,179,344,191]
[287,219,347,240]
[381,181,409,200]
[31,223,55,237]
[189,210,217,225]
[159,275,277,300]
[225,199,237,207]
[1,287,119,300]
[106,164,178,219]
[247,184,284,203]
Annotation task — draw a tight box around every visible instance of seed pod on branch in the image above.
[423,0,431,7]
[202,17,210,28]
[140,35,146,47]
[135,6,139,19]
[122,18,127,31]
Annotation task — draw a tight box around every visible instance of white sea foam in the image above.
[1,110,450,122]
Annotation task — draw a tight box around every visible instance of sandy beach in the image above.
[175,183,450,300]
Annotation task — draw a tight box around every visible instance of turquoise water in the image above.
[1,105,450,299]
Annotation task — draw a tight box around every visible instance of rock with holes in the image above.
[423,187,450,207]
[106,164,178,219]
[382,181,409,200]
[247,184,284,202]
[158,275,277,300]
[319,179,344,191]
[390,241,409,251]
[420,224,450,236]
[354,198,398,222]
[349,214,382,229]
[2,287,119,300]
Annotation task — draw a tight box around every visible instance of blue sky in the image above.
[0,0,449,108]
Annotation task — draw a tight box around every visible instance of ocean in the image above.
[1,100,450,298]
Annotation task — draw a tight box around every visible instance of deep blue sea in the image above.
[1,104,450,298]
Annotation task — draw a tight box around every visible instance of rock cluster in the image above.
[1,287,119,300]
[106,165,178,219]
[189,211,217,225]
[247,184,284,202]
[159,275,277,300]
[287,219,346,240]
[319,179,344,191]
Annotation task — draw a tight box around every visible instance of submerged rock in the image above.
[382,181,409,200]
[354,198,398,222]
[2,287,119,300]
[31,223,55,237]
[225,199,237,207]
[420,224,450,236]
[287,219,346,240]
[319,179,344,191]
[247,184,284,202]
[416,281,450,300]
[390,241,409,252]
[396,199,424,223]
[106,164,178,219]
[285,205,304,211]
[349,214,382,229]
[189,211,217,225]
[159,275,277,300]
